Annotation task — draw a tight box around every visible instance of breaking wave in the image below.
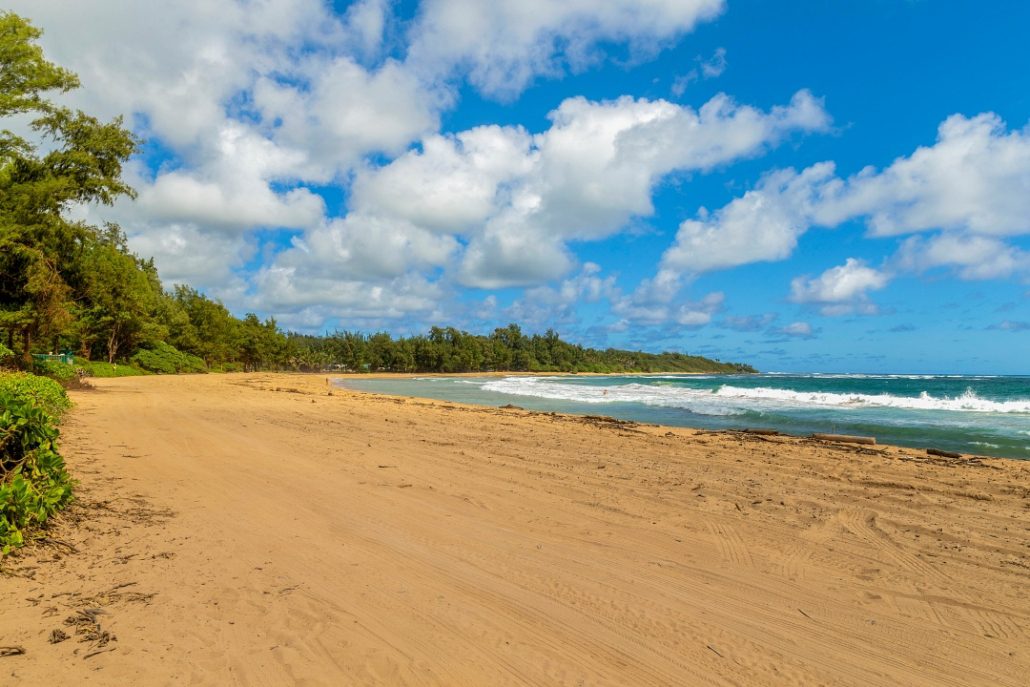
[479,377,1030,415]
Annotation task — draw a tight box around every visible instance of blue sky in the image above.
[17,0,1030,373]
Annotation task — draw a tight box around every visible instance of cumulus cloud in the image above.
[507,263,617,324]
[675,292,725,327]
[276,216,459,281]
[519,89,829,242]
[251,268,445,321]
[6,1,836,329]
[350,126,535,233]
[449,90,827,286]
[12,0,341,146]
[789,258,888,315]
[458,224,574,289]
[124,223,253,293]
[661,162,838,274]
[252,57,439,175]
[406,0,726,99]
[613,288,724,326]
[261,88,828,291]
[893,234,1030,280]
[658,112,1030,285]
[832,114,1030,237]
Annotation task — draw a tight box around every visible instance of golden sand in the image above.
[1,373,1028,685]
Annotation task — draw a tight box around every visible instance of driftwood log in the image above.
[811,433,877,446]
[926,448,963,459]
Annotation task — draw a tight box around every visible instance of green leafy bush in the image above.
[32,359,78,383]
[75,359,148,378]
[0,372,72,418]
[130,342,207,374]
[0,384,74,555]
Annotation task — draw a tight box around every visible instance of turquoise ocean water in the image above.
[341,373,1030,460]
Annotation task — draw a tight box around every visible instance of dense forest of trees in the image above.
[0,12,754,378]
[286,326,755,374]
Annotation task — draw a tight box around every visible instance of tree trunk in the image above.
[107,326,119,364]
[22,327,31,365]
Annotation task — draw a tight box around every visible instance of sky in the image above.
[12,0,1030,374]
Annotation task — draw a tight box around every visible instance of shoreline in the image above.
[332,373,1029,463]
[1,373,1028,685]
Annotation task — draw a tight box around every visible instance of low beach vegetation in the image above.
[75,359,147,378]
[130,341,207,375]
[0,372,73,555]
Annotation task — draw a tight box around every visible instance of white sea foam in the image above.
[479,378,745,415]
[709,386,1030,413]
[767,372,1003,381]
[479,377,1030,415]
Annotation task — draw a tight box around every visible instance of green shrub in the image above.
[0,372,72,418]
[76,359,148,378]
[130,342,207,374]
[0,385,74,555]
[32,359,77,383]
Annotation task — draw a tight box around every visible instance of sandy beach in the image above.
[2,373,1029,686]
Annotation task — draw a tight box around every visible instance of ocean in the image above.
[340,373,1030,460]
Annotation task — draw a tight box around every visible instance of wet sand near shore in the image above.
[1,373,1028,685]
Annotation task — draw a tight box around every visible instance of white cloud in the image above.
[130,122,326,231]
[508,263,617,323]
[406,0,726,99]
[893,234,1029,280]
[450,90,829,286]
[829,114,1030,237]
[790,258,888,315]
[458,223,574,288]
[613,288,723,326]
[252,57,439,175]
[661,162,838,274]
[251,268,444,321]
[305,88,828,290]
[699,47,728,79]
[11,0,342,147]
[125,223,253,293]
[671,47,727,96]
[341,0,390,62]
[520,90,829,241]
[276,216,459,281]
[6,2,841,330]
[350,125,535,233]
[653,111,1030,303]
